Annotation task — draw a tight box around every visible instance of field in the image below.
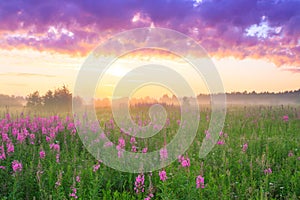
[0,105,299,199]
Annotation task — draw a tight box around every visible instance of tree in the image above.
[43,90,55,109]
[53,85,72,112]
[26,91,42,108]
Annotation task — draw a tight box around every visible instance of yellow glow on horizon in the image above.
[0,48,299,98]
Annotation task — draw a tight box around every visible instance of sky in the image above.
[0,0,299,98]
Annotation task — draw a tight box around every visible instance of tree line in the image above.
[26,86,83,112]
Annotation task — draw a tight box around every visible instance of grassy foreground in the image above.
[0,105,299,199]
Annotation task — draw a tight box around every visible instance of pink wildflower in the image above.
[217,140,225,145]
[282,115,289,122]
[46,136,51,142]
[144,193,154,200]
[130,137,136,144]
[12,160,22,172]
[264,168,272,175]
[104,141,113,147]
[178,155,190,168]
[56,153,60,163]
[159,170,167,182]
[76,175,80,183]
[117,150,123,158]
[0,166,5,170]
[39,151,46,159]
[242,143,248,152]
[7,142,14,154]
[288,151,294,157]
[93,163,100,172]
[50,143,60,152]
[181,157,191,167]
[69,187,78,199]
[196,175,205,189]
[160,148,168,160]
[0,145,6,160]
[142,147,148,153]
[134,173,145,193]
[131,145,137,152]
[117,138,125,149]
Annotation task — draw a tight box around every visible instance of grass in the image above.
[0,105,299,199]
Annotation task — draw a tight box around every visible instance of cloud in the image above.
[0,0,299,66]
[281,67,300,73]
[0,72,56,78]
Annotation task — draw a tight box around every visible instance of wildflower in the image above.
[30,133,35,140]
[205,130,211,139]
[242,143,248,152]
[117,150,123,158]
[12,160,22,172]
[100,133,106,139]
[93,163,100,172]
[288,151,294,157]
[0,166,5,170]
[159,170,167,181]
[55,180,61,187]
[7,142,14,154]
[50,143,60,152]
[178,155,190,167]
[56,154,60,163]
[117,138,125,149]
[142,147,148,153]
[76,175,80,183]
[104,141,113,147]
[217,140,225,145]
[144,193,154,200]
[264,168,272,175]
[178,155,184,162]
[69,187,78,199]
[160,148,168,160]
[282,115,289,122]
[46,136,51,142]
[134,173,145,193]
[181,157,191,167]
[196,175,205,189]
[131,145,137,152]
[130,137,136,144]
[39,150,46,159]
[0,145,6,160]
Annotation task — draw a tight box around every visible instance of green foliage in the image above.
[0,105,299,199]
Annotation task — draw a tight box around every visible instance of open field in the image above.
[0,105,299,199]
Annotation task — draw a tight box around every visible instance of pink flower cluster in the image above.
[69,187,78,199]
[264,168,272,175]
[196,175,205,189]
[12,160,22,172]
[160,147,168,160]
[159,170,167,181]
[144,193,154,200]
[178,155,190,168]
[50,143,60,152]
[134,174,145,193]
[282,115,289,122]
[242,143,248,152]
[116,138,125,158]
[39,150,46,159]
[93,163,101,172]
[0,145,6,160]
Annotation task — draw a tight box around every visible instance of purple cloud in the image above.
[0,0,299,66]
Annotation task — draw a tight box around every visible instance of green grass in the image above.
[0,105,299,199]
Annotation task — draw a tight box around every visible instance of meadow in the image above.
[0,105,299,199]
